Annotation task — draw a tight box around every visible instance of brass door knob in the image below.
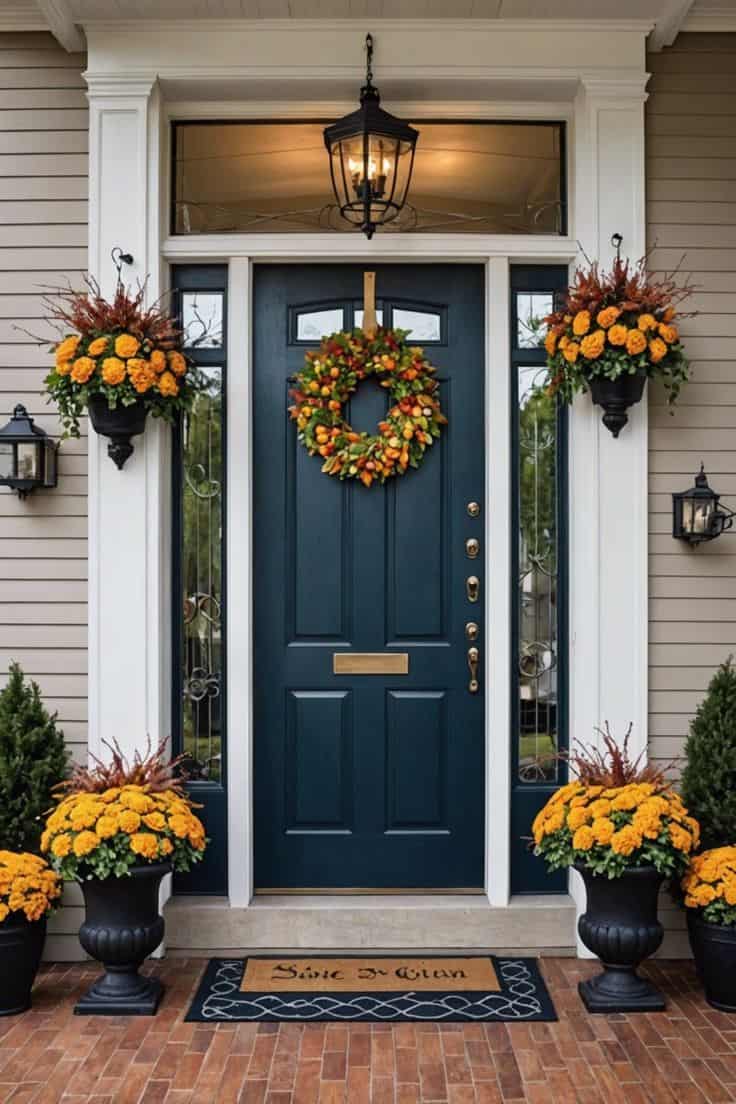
[466,537,480,559]
[466,576,479,603]
[467,646,479,694]
[465,621,479,642]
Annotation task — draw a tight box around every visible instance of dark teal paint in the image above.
[253,264,485,890]
[509,265,569,895]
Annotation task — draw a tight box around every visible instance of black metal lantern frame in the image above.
[324,34,419,240]
[0,404,58,499]
[672,464,734,545]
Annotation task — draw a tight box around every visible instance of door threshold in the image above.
[254,887,486,896]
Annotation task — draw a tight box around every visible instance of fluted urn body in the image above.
[75,862,170,1015]
[575,862,665,1012]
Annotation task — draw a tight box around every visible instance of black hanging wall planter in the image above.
[87,395,148,470]
[589,372,646,438]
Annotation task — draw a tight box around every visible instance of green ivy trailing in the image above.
[681,657,736,851]
[0,663,68,852]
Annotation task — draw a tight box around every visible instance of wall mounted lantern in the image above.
[0,405,58,499]
[672,464,734,545]
[323,33,419,240]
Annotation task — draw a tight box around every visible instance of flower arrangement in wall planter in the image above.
[42,738,206,1015]
[542,246,692,437]
[43,278,200,469]
[679,658,736,1011]
[533,724,699,1012]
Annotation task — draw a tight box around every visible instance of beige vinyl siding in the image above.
[0,31,88,960]
[647,32,736,957]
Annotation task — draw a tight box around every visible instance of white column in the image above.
[86,75,170,765]
[569,74,649,946]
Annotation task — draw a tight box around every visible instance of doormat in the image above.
[185,956,557,1022]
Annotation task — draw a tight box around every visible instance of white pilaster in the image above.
[87,74,170,765]
[569,74,649,946]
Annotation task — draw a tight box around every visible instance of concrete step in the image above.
[164,893,577,956]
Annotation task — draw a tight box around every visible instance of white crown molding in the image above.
[80,16,656,34]
[683,6,736,31]
[84,72,159,99]
[649,0,695,50]
[36,0,84,52]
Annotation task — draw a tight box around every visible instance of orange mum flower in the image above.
[167,351,187,377]
[580,331,606,360]
[127,358,155,394]
[544,331,557,356]
[150,349,167,373]
[70,356,96,384]
[659,323,679,344]
[596,306,621,329]
[572,310,591,337]
[607,324,628,347]
[649,337,668,363]
[157,370,179,398]
[88,336,110,357]
[115,333,140,359]
[626,329,647,356]
[101,356,126,386]
[563,341,580,364]
[638,313,657,332]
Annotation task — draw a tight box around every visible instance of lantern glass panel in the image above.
[683,495,715,537]
[16,442,39,480]
[43,439,57,488]
[0,443,13,481]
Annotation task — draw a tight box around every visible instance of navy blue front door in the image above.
[253,264,485,890]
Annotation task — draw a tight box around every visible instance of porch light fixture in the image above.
[672,464,734,545]
[323,33,419,240]
[0,405,58,499]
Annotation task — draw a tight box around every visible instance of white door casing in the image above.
[84,21,649,924]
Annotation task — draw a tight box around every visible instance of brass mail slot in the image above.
[333,652,409,675]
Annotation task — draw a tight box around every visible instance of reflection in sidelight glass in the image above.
[516,293,553,349]
[179,366,224,782]
[392,308,441,342]
[172,120,564,235]
[182,292,224,349]
[517,363,559,784]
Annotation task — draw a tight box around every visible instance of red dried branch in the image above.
[56,735,189,796]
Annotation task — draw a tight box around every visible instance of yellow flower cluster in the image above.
[682,847,736,911]
[42,784,206,869]
[54,332,187,398]
[533,780,700,861]
[0,850,61,923]
[545,308,680,367]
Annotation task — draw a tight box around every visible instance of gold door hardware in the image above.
[467,646,479,694]
[467,501,481,518]
[333,652,409,675]
[465,621,479,642]
[466,575,479,603]
[466,537,480,559]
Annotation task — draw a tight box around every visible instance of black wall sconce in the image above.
[672,464,734,545]
[0,405,58,499]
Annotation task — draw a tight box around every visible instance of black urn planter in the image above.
[87,395,148,470]
[687,911,736,1012]
[0,916,46,1016]
[75,861,170,1016]
[589,372,646,438]
[575,862,666,1013]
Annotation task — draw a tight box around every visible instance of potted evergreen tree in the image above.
[680,659,736,1010]
[0,664,67,1014]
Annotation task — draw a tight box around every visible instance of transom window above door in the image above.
[172,120,565,236]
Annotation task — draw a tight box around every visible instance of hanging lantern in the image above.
[324,33,419,240]
[0,405,58,499]
[672,464,734,545]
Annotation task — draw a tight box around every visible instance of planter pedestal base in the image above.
[578,967,665,1014]
[75,970,163,1016]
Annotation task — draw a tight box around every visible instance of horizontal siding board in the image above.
[0,624,86,646]
[0,109,89,130]
[0,68,86,89]
[0,649,87,673]
[0,201,88,225]
[0,247,88,269]
[0,132,88,155]
[0,559,87,579]
[0,178,87,200]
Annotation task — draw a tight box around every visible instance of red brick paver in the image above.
[0,958,734,1102]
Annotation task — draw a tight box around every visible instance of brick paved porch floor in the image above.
[2,957,736,1103]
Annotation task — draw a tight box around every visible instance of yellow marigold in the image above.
[626,329,647,356]
[596,306,621,329]
[157,370,179,398]
[572,826,595,852]
[544,808,566,834]
[127,359,156,394]
[70,356,96,384]
[632,809,661,841]
[567,806,590,831]
[563,342,580,364]
[130,833,159,860]
[592,816,615,846]
[101,356,126,386]
[143,812,166,831]
[559,335,570,351]
[168,350,187,377]
[118,810,142,834]
[160,838,174,856]
[607,324,628,347]
[101,787,121,803]
[56,360,73,376]
[150,348,167,373]
[638,313,657,332]
[572,311,591,337]
[120,789,153,814]
[73,830,100,858]
[649,337,668,364]
[690,884,717,908]
[88,336,110,357]
[588,799,612,819]
[544,331,557,357]
[659,323,679,344]
[56,335,80,364]
[95,815,118,839]
[115,333,140,359]
[168,814,190,839]
[724,882,736,907]
[611,789,640,812]
[71,805,101,831]
[189,828,206,851]
[611,826,642,857]
[580,331,606,360]
[669,823,693,853]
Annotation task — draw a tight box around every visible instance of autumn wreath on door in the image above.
[289,327,447,488]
